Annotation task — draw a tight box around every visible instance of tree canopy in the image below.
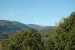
[4,29,44,50]
[45,12,75,50]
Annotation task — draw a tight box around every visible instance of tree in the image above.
[45,12,75,50]
[4,29,44,50]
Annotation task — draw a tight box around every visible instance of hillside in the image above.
[0,20,30,39]
[0,20,54,40]
[26,24,43,31]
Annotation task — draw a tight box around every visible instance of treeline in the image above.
[4,12,75,50]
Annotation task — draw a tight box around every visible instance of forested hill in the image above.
[0,20,29,34]
[0,20,54,39]
[0,20,30,39]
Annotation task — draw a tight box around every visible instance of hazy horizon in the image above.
[0,0,75,26]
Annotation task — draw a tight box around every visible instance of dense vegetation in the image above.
[45,12,75,50]
[4,29,44,50]
[0,12,75,50]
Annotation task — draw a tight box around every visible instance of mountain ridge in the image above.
[0,20,54,39]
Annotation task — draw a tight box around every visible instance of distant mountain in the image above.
[26,24,43,30]
[0,20,55,40]
[0,20,29,34]
[0,20,30,39]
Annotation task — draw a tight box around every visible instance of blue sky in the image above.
[0,0,75,26]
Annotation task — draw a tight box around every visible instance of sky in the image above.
[0,0,75,26]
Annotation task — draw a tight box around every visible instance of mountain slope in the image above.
[0,20,29,34]
[0,20,30,39]
[26,24,43,30]
[0,20,55,40]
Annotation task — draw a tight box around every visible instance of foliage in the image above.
[45,12,75,50]
[4,29,44,50]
